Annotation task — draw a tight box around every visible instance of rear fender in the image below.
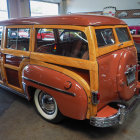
[22,64,88,120]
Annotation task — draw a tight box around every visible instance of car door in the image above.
[1,25,33,93]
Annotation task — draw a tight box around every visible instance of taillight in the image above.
[92,91,100,105]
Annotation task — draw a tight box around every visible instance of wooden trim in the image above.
[4,64,19,71]
[1,26,32,92]
[7,83,23,93]
[93,25,134,57]
[1,49,30,57]
[2,54,8,85]
[33,25,87,30]
[86,26,97,61]
[30,52,94,70]
[6,25,33,28]
[30,27,36,52]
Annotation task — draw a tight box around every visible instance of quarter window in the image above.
[116,28,131,42]
[95,28,115,47]
[6,28,30,51]
[35,28,89,60]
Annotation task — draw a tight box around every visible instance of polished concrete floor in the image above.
[0,88,140,140]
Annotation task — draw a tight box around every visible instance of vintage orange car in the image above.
[0,15,140,127]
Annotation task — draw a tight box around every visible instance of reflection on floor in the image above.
[0,88,140,140]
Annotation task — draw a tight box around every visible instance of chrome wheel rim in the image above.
[38,91,56,115]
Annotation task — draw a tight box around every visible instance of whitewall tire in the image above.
[34,89,63,123]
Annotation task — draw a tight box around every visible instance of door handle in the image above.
[118,43,123,47]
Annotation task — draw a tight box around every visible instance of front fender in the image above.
[22,64,88,120]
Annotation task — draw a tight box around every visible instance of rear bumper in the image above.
[90,95,140,127]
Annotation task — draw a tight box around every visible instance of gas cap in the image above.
[64,81,72,90]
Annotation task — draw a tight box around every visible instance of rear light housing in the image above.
[92,91,100,105]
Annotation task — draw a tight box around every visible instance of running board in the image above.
[0,84,28,99]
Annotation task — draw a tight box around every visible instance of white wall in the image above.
[66,0,140,25]
[7,0,66,18]
[8,0,30,18]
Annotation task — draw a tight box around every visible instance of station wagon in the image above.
[0,15,140,127]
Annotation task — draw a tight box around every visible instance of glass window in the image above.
[95,28,115,47]
[0,26,3,48]
[35,28,55,54]
[35,28,89,60]
[6,28,30,51]
[116,28,131,42]
[138,30,140,35]
[30,0,58,16]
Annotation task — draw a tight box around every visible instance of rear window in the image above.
[95,28,115,47]
[116,28,131,42]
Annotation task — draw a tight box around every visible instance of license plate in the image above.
[126,72,135,86]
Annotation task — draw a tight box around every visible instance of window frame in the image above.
[32,25,90,60]
[115,27,131,43]
[4,25,33,53]
[6,28,31,51]
[29,25,93,71]
[93,25,133,57]
[95,28,116,48]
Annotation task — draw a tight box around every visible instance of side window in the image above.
[138,30,140,35]
[35,28,89,60]
[6,28,30,51]
[35,28,55,54]
[95,28,115,47]
[59,29,88,59]
[116,27,131,42]
[0,26,3,48]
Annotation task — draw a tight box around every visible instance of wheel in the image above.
[34,89,64,123]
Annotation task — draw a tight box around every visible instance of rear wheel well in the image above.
[27,86,36,100]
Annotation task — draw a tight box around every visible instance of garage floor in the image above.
[0,88,140,140]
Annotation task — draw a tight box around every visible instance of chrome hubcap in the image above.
[39,91,56,115]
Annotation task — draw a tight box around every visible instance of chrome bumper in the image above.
[90,95,140,127]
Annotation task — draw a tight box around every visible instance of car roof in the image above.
[0,14,126,26]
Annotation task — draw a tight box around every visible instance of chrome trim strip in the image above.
[0,84,28,99]
[90,95,140,127]
[22,76,76,97]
